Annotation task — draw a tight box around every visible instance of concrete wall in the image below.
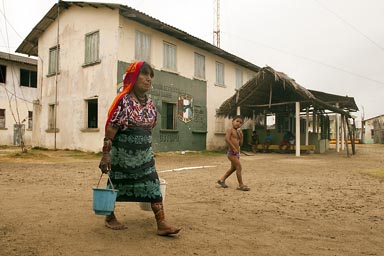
[118,17,257,150]
[151,70,207,152]
[32,5,257,152]
[117,60,207,152]
[33,7,119,151]
[0,56,36,146]
[363,115,384,144]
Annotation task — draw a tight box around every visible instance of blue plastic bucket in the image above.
[93,188,118,215]
[93,174,118,215]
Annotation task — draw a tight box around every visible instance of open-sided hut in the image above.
[217,66,359,156]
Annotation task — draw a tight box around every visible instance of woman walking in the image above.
[99,61,181,236]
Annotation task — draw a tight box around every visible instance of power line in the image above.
[222,31,384,87]
[1,0,28,151]
[2,86,34,104]
[313,0,384,52]
[0,5,23,40]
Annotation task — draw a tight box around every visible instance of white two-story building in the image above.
[0,52,37,147]
[16,1,260,152]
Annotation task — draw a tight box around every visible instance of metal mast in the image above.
[213,0,220,48]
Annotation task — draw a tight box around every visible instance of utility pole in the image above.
[213,0,220,48]
[54,0,61,150]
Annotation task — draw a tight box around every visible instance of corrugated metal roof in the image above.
[0,51,37,66]
[16,1,260,72]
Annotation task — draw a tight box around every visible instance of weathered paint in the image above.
[118,61,207,152]
[30,5,257,152]
[0,55,37,146]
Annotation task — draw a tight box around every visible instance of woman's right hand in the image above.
[99,152,111,173]
[100,136,113,173]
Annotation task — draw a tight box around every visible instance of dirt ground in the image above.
[0,144,383,256]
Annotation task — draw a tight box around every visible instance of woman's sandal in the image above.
[236,185,250,191]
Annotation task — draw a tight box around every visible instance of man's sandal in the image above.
[217,180,228,188]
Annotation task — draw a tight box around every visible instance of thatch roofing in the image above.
[217,66,358,119]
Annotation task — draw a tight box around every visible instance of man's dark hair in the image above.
[233,115,243,121]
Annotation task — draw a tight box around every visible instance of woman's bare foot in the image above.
[105,213,127,230]
[157,220,181,236]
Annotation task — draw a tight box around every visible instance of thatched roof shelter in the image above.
[217,66,358,119]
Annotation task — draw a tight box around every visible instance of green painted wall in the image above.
[117,61,207,152]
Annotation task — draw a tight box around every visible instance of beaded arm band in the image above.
[102,138,112,152]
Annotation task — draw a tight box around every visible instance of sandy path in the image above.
[0,145,383,256]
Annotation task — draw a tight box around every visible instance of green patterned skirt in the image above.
[108,126,162,202]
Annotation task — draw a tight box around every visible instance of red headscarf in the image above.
[105,61,144,131]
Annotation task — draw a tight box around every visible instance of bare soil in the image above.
[0,144,383,256]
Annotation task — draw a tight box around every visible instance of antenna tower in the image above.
[213,0,220,47]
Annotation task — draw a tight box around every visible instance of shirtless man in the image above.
[217,115,250,191]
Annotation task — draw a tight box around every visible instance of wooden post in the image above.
[351,118,356,155]
[341,117,345,151]
[313,108,317,135]
[295,102,300,157]
[342,115,350,157]
[341,116,345,151]
[236,90,240,115]
[335,104,340,152]
[305,108,309,146]
[252,110,255,131]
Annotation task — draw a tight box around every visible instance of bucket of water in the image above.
[93,174,118,215]
[139,178,167,211]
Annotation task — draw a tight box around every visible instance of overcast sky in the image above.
[1,0,383,123]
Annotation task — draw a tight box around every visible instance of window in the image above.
[247,73,254,82]
[28,111,33,129]
[161,102,176,129]
[20,69,37,88]
[163,42,176,71]
[194,53,205,79]
[84,31,100,65]
[235,68,243,89]
[215,61,224,86]
[135,31,151,62]
[86,99,98,128]
[48,104,56,130]
[48,46,59,75]
[0,64,6,83]
[0,109,5,128]
[215,115,225,133]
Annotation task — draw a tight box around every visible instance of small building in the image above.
[217,66,359,155]
[0,51,37,147]
[16,1,260,152]
[362,115,384,144]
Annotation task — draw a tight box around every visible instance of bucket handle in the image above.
[96,173,116,191]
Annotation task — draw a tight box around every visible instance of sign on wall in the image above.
[178,95,193,123]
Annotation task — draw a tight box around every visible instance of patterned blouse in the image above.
[109,94,157,130]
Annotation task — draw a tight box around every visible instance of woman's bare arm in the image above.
[99,124,119,173]
[105,124,119,140]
